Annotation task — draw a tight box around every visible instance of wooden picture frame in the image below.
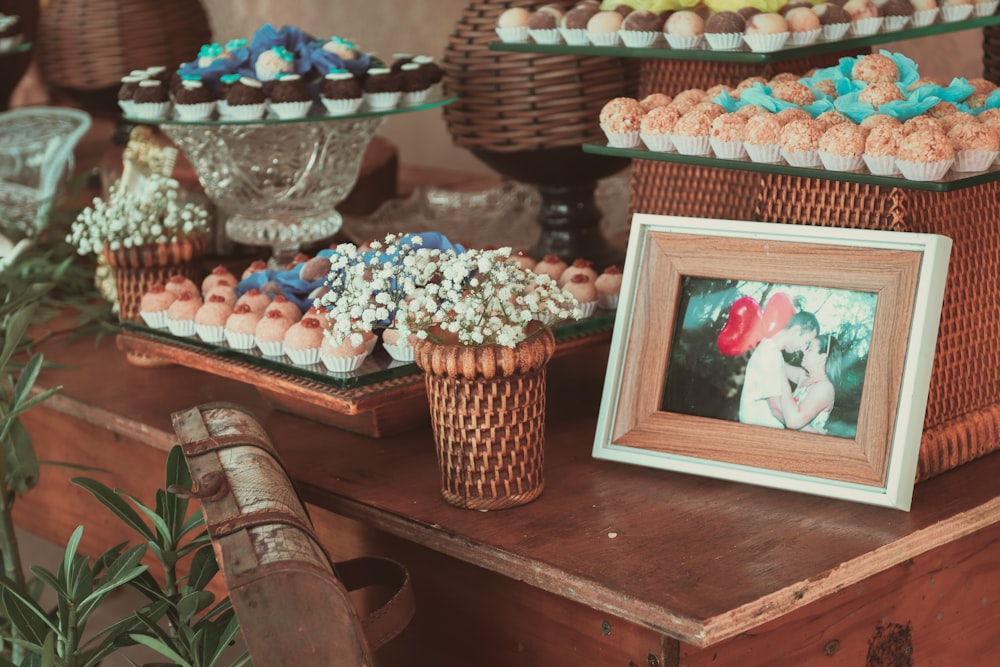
[593,215,952,511]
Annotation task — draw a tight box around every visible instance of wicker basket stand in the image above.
[413,328,556,510]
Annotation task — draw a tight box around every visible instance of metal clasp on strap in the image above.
[168,470,229,502]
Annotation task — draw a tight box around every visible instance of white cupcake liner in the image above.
[745,142,783,163]
[131,102,171,120]
[559,27,590,45]
[364,91,401,109]
[226,103,266,120]
[882,16,911,32]
[911,9,940,26]
[321,351,369,373]
[941,5,974,21]
[818,150,865,172]
[495,26,529,43]
[322,96,363,116]
[268,101,311,119]
[781,148,822,167]
[640,133,675,152]
[863,153,901,176]
[896,158,955,181]
[576,300,598,319]
[256,339,286,357]
[704,32,743,51]
[173,102,216,121]
[225,330,257,349]
[850,17,884,36]
[953,148,1000,172]
[619,30,659,48]
[118,100,135,116]
[743,32,789,52]
[382,342,415,362]
[664,33,704,50]
[821,23,851,41]
[402,89,430,106]
[587,31,622,46]
[671,134,712,156]
[597,293,619,310]
[602,125,642,148]
[217,100,231,117]
[167,318,196,337]
[788,28,821,46]
[975,1,999,17]
[195,323,226,343]
[139,310,169,329]
[286,346,322,366]
[529,28,562,44]
[710,137,747,160]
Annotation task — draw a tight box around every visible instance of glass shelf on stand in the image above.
[125,95,455,266]
[488,14,1000,64]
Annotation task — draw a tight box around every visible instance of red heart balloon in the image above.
[717,296,765,356]
[763,292,795,337]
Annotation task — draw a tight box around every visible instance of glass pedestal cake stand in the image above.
[129,96,454,266]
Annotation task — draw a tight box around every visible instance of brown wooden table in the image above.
[16,320,1000,666]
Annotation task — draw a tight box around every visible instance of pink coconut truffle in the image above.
[235,287,272,314]
[780,119,826,153]
[898,129,955,162]
[264,294,303,322]
[851,53,898,85]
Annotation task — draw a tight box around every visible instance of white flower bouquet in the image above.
[317,233,582,349]
[67,174,210,256]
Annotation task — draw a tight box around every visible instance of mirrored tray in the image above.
[583,142,1000,192]
[489,14,1000,64]
[116,310,615,438]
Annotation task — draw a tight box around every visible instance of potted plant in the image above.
[66,174,210,322]
[317,232,582,510]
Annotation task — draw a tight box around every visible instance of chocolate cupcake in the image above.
[704,11,746,51]
[560,3,600,44]
[620,9,665,47]
[131,79,171,119]
[362,67,403,109]
[268,73,312,119]
[117,74,144,115]
[225,76,267,120]
[173,78,216,120]
[321,70,364,115]
[215,73,242,117]
[400,62,431,106]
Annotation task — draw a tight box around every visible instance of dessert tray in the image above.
[490,14,1000,63]
[583,141,1000,192]
[116,311,615,438]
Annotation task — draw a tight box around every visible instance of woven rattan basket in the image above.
[414,328,556,510]
[37,0,212,95]
[102,233,207,322]
[442,0,638,152]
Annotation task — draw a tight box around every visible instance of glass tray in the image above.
[123,93,456,126]
[120,309,616,391]
[489,14,1000,64]
[583,142,1000,193]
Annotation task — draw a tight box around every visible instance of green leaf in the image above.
[0,305,35,371]
[3,417,40,493]
[27,566,66,599]
[128,635,193,667]
[62,525,83,591]
[164,445,192,536]
[179,508,205,537]
[71,478,155,541]
[118,489,173,548]
[40,632,56,667]
[79,545,149,616]
[176,590,215,625]
[0,576,59,642]
[206,612,244,667]
[185,545,219,593]
[10,353,45,414]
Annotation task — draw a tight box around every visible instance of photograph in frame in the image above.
[593,215,952,511]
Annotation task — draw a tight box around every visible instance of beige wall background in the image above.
[200,0,985,175]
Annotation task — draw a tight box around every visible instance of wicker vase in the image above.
[101,233,207,322]
[413,327,556,510]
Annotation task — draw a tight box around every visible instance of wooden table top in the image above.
[31,320,1000,648]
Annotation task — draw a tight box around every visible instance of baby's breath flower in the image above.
[317,234,581,348]
[66,174,210,255]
